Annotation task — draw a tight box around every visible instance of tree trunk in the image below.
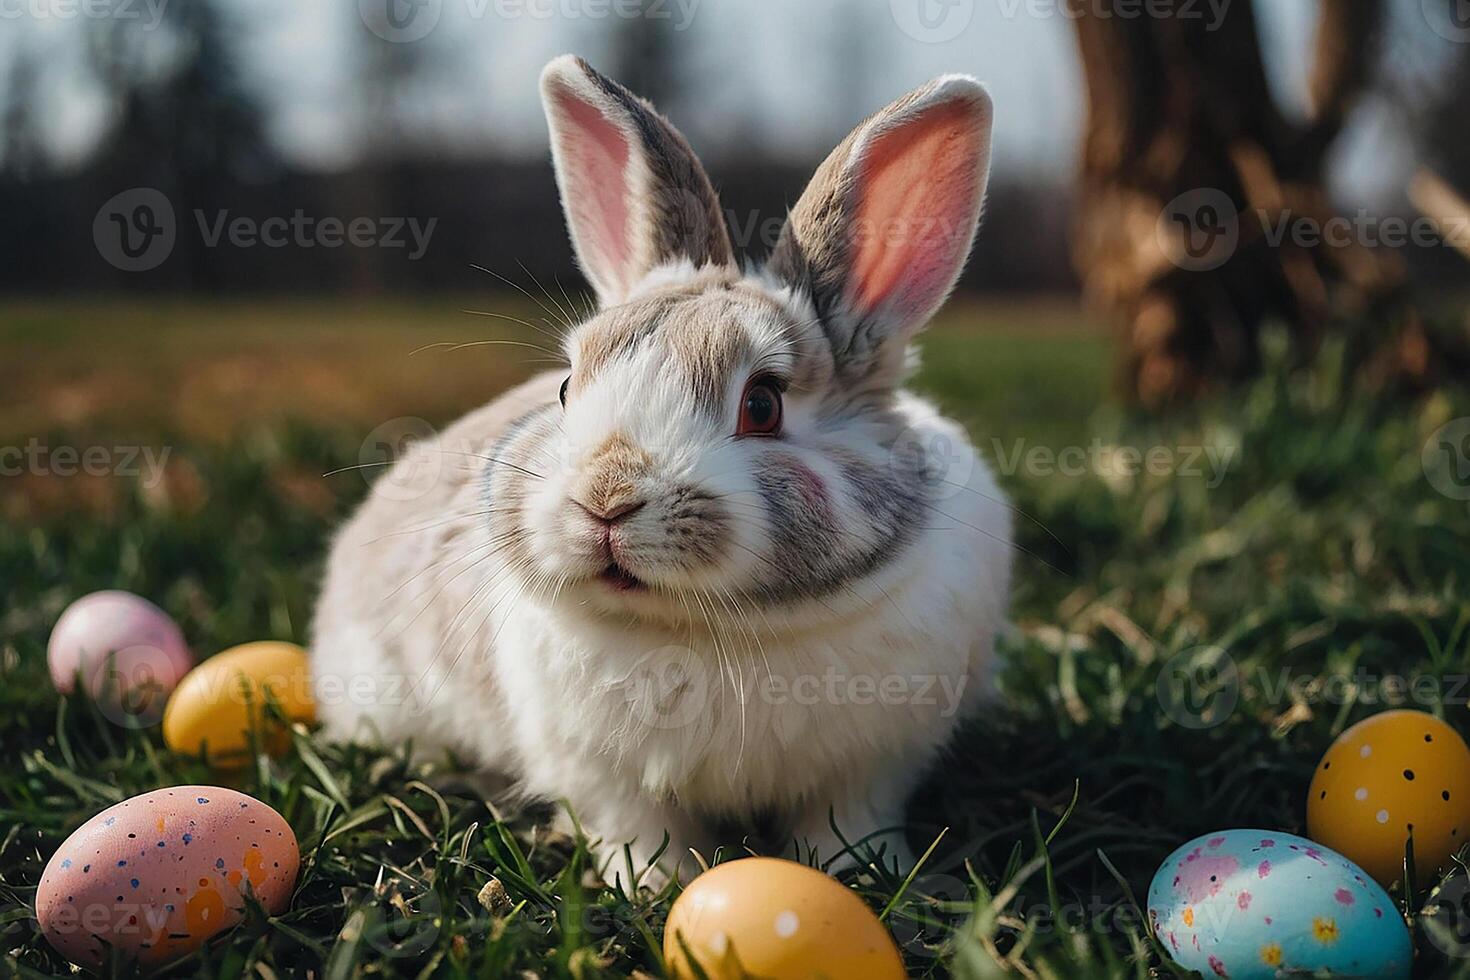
[1069,0,1422,406]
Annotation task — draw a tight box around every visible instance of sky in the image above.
[0,0,1432,199]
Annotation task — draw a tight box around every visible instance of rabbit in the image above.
[311,54,1012,884]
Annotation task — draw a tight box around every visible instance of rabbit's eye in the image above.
[559,377,570,407]
[737,377,783,437]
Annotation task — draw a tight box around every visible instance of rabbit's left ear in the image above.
[769,76,992,386]
[541,55,734,307]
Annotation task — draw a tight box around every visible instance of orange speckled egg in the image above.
[1308,710,1470,886]
[663,858,905,980]
[35,786,299,970]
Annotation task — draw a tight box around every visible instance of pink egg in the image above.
[48,591,192,725]
[35,786,300,970]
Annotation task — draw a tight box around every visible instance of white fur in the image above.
[311,291,1011,880]
[311,61,1012,885]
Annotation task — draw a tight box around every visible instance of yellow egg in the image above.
[163,642,315,766]
[663,858,905,980]
[1307,709,1470,886]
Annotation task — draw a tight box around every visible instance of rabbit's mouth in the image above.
[597,562,646,593]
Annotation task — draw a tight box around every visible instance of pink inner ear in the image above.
[850,101,983,321]
[553,90,633,294]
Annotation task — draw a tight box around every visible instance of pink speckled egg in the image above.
[48,591,193,726]
[35,786,299,970]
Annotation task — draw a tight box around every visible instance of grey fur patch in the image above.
[749,448,928,605]
[483,401,561,568]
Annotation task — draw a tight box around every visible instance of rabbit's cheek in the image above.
[513,488,590,575]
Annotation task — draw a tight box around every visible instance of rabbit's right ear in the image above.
[768,76,992,390]
[540,55,734,307]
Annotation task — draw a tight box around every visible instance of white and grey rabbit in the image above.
[312,54,1012,881]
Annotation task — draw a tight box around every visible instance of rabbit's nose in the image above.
[574,498,647,525]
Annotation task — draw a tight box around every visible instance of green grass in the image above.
[3,298,1470,978]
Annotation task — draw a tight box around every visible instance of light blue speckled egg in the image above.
[1147,830,1410,979]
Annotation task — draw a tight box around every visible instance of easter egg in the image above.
[663,857,904,980]
[48,591,193,726]
[1147,830,1410,980]
[35,785,299,969]
[163,642,315,766]
[1308,709,1470,886]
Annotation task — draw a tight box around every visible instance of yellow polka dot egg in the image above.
[1308,709,1470,886]
[663,857,904,979]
